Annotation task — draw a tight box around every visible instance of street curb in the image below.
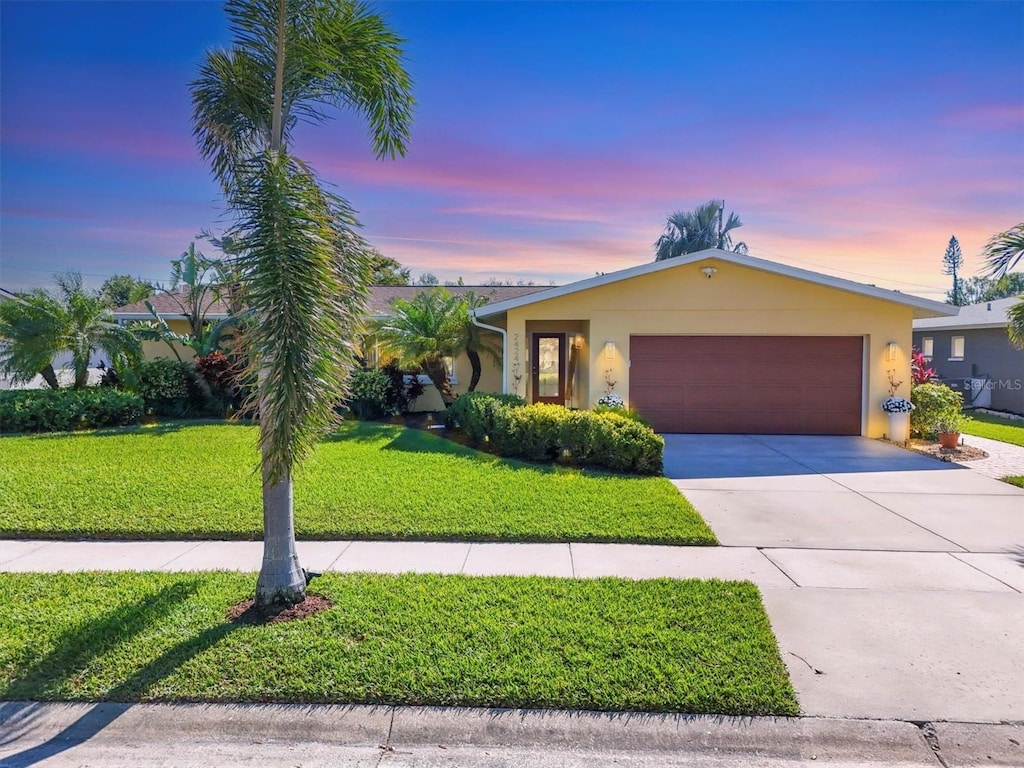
[3,701,1021,765]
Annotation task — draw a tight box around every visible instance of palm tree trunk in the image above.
[466,347,482,392]
[40,364,60,390]
[255,460,306,606]
[253,0,306,609]
[422,357,455,406]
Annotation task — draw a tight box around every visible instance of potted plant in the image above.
[881,395,914,441]
[936,412,970,449]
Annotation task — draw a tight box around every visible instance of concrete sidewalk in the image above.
[3,538,1022,593]
[3,701,1022,767]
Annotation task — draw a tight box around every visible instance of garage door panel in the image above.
[630,336,863,435]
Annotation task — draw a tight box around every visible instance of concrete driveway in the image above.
[663,434,1024,723]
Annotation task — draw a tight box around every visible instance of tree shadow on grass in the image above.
[4,419,253,442]
[1,578,242,767]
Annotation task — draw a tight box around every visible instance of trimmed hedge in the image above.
[448,393,663,475]
[0,388,143,434]
[447,391,527,440]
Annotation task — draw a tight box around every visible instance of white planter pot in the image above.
[887,411,910,442]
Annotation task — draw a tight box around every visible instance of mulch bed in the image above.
[228,594,333,625]
[906,439,989,463]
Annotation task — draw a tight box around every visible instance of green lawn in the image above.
[0,571,796,714]
[1003,476,1024,489]
[0,421,715,544]
[962,412,1024,448]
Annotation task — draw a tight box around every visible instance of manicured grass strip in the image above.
[1002,476,1024,489]
[0,422,716,545]
[0,572,797,715]
[962,412,1024,448]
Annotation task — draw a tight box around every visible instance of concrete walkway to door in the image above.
[663,433,1024,724]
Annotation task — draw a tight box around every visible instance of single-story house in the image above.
[115,249,956,438]
[471,249,954,438]
[913,296,1024,415]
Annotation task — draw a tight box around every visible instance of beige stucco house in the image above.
[115,249,955,438]
[471,249,954,439]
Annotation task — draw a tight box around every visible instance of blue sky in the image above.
[2,1,1022,297]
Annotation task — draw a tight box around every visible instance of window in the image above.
[443,355,458,385]
[921,337,933,360]
[950,336,965,360]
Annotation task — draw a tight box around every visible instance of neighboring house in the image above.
[113,284,546,410]
[913,297,1024,415]
[472,249,954,438]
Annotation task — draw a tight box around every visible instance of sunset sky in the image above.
[2,1,1022,298]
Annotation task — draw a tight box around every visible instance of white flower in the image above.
[881,396,914,414]
[597,393,625,408]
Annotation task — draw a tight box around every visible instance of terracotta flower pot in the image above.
[938,432,960,449]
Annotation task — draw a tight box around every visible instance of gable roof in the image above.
[473,249,957,320]
[913,296,1021,330]
[113,285,549,320]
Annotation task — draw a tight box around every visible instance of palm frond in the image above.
[230,149,369,482]
[983,223,1024,278]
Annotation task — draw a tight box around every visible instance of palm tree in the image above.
[654,199,748,261]
[983,223,1024,277]
[459,291,501,392]
[373,289,464,406]
[190,0,413,607]
[1008,301,1024,350]
[0,273,141,389]
[981,223,1024,351]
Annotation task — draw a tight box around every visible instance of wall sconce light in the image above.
[604,341,616,360]
[885,341,898,362]
[701,266,717,279]
[573,333,584,349]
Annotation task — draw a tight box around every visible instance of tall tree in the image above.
[369,251,411,285]
[654,199,748,261]
[949,273,1024,305]
[0,273,141,389]
[100,274,155,308]
[942,236,965,306]
[983,223,1024,278]
[191,0,413,607]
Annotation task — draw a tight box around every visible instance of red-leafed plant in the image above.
[911,349,937,384]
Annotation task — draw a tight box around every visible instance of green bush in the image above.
[592,404,651,426]
[344,362,424,420]
[911,382,964,439]
[447,392,527,441]
[134,359,217,418]
[0,388,143,433]
[450,394,663,475]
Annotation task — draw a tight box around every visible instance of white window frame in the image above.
[949,336,965,361]
[921,337,933,360]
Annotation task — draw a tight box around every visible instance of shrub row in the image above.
[134,359,230,419]
[448,393,663,475]
[0,388,144,433]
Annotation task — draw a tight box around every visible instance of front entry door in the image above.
[531,333,565,404]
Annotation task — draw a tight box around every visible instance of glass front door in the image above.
[532,333,565,404]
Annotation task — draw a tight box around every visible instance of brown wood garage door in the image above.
[630,336,863,434]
